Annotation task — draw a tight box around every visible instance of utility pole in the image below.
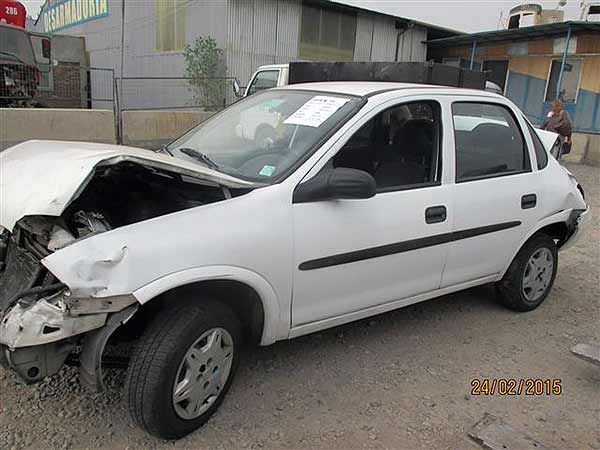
[118,0,126,144]
[120,0,126,95]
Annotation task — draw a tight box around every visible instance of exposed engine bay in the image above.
[11,161,231,256]
[0,160,246,386]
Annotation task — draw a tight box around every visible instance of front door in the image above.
[291,99,453,329]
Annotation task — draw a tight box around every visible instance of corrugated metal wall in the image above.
[227,0,429,86]
[226,0,301,87]
[353,12,374,60]
[353,12,428,62]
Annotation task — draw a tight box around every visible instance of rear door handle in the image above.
[425,205,447,224]
[521,194,537,209]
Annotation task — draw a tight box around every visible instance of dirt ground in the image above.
[1,164,598,450]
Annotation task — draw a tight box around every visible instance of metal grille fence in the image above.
[116,76,238,112]
[0,63,115,110]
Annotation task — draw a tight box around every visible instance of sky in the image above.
[21,0,585,33]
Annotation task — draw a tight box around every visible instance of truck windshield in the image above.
[0,26,35,65]
[167,90,361,182]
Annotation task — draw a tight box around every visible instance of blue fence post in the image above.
[555,26,572,101]
[469,41,477,70]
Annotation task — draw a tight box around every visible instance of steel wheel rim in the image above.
[522,247,554,302]
[172,327,234,420]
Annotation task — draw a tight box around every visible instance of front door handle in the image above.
[521,194,537,209]
[425,205,447,224]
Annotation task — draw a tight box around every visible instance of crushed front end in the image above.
[0,221,136,386]
[0,225,84,383]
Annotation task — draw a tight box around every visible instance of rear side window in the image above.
[452,102,531,182]
[524,120,549,169]
[247,70,279,96]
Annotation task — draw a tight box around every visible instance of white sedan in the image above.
[0,82,589,439]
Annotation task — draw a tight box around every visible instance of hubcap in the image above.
[172,327,234,420]
[522,247,554,302]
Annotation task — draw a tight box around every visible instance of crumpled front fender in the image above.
[42,238,131,298]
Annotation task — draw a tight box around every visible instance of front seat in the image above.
[375,119,434,188]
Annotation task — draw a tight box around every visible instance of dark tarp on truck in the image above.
[288,62,486,90]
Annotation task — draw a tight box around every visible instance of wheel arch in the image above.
[132,266,285,345]
[500,212,571,278]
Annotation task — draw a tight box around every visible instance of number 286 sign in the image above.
[0,1,26,28]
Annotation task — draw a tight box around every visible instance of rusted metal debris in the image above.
[571,343,600,366]
[469,413,554,450]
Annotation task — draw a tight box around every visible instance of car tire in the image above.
[496,233,558,312]
[125,298,242,439]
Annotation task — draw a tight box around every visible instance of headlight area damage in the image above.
[0,141,255,389]
[0,224,139,389]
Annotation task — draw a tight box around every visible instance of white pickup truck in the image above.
[0,81,589,440]
[235,64,290,98]
[235,63,504,97]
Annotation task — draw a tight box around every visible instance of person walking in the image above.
[542,99,573,159]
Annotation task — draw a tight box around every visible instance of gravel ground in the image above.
[1,163,598,450]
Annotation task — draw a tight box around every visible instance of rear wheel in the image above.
[125,299,242,439]
[496,233,558,312]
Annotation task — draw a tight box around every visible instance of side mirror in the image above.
[232,79,243,98]
[293,168,376,203]
[41,38,51,59]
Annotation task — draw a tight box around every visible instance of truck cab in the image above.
[238,64,289,97]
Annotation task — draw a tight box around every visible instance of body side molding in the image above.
[299,221,521,271]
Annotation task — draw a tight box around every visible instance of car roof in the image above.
[280,81,502,99]
[256,64,289,71]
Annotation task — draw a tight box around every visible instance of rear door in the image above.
[441,98,543,287]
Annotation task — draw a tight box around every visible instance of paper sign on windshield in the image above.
[284,96,350,128]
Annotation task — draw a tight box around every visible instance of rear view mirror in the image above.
[293,168,376,203]
[232,79,243,98]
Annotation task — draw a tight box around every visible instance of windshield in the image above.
[0,27,35,65]
[167,90,361,182]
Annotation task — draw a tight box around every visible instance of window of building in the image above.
[156,0,186,52]
[299,3,356,61]
[247,70,279,96]
[545,59,582,103]
[452,102,530,181]
[524,119,548,169]
[332,101,441,191]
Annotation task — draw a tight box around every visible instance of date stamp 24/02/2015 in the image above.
[470,378,562,396]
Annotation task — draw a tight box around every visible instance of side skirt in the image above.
[288,274,499,339]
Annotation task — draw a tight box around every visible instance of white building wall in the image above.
[40,0,433,110]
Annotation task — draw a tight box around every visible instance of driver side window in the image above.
[332,101,442,191]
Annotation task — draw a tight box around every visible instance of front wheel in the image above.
[496,233,558,312]
[125,299,242,439]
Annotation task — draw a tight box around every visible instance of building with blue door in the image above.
[427,21,600,137]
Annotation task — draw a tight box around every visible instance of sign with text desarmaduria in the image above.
[43,0,108,33]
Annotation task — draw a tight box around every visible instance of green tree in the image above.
[183,36,227,109]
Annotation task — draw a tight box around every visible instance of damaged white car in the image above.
[0,83,590,439]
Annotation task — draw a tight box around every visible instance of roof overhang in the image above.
[426,21,600,47]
